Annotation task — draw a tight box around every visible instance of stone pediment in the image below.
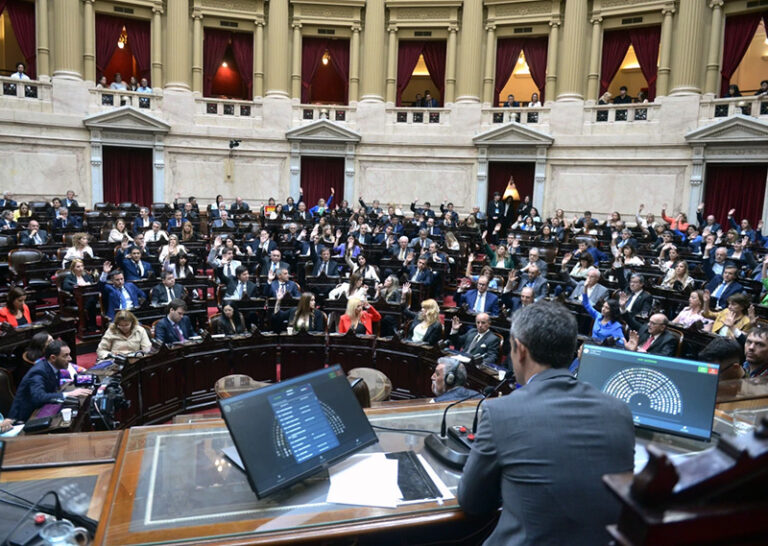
[685,115,768,145]
[83,106,171,134]
[473,122,554,147]
[285,119,361,143]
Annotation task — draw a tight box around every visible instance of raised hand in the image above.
[451,316,461,330]
[638,204,644,212]
[214,235,222,248]
[402,281,412,294]
[662,203,668,211]
[728,208,736,217]
[561,252,572,266]
[468,252,475,262]
[626,331,639,352]
[330,187,335,195]
[103,261,112,274]
[618,291,629,307]
[698,202,705,212]
[494,223,502,233]
[749,304,757,325]
[703,289,711,304]
[723,310,736,328]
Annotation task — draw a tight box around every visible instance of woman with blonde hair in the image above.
[660,260,694,292]
[444,231,460,251]
[62,232,93,268]
[159,233,187,262]
[338,297,380,335]
[404,298,442,345]
[96,310,151,360]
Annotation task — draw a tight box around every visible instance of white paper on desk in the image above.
[0,425,24,438]
[327,453,401,509]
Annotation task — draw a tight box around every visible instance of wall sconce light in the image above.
[322,50,330,66]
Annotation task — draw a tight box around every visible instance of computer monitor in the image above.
[578,346,720,441]
[219,365,378,498]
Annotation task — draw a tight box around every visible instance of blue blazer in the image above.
[120,258,153,282]
[132,216,154,235]
[460,289,501,316]
[155,316,195,344]
[706,277,744,310]
[8,358,61,421]
[266,279,301,299]
[101,281,145,320]
[405,265,434,286]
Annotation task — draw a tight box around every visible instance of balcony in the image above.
[482,107,550,127]
[294,104,355,126]
[586,103,660,124]
[699,95,768,124]
[386,107,450,126]
[195,97,260,120]
[90,88,162,112]
[0,76,52,108]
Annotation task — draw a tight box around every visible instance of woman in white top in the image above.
[658,244,680,272]
[346,253,380,282]
[660,260,695,292]
[108,218,133,243]
[62,232,94,268]
[159,234,187,262]
[672,290,710,329]
[528,92,542,107]
[611,240,644,267]
[444,231,460,251]
[328,272,369,301]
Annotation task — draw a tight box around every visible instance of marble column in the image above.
[266,0,290,98]
[36,0,50,80]
[291,23,302,100]
[704,0,725,95]
[655,5,675,97]
[669,0,707,95]
[191,11,203,94]
[349,25,361,102]
[151,4,163,88]
[360,0,385,101]
[481,23,495,105]
[164,0,191,90]
[585,15,602,101]
[444,24,458,104]
[385,25,398,103]
[52,0,83,79]
[82,0,95,83]
[557,0,587,100]
[544,19,560,103]
[254,21,265,98]
[455,0,483,102]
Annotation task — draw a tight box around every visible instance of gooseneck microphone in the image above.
[424,394,479,470]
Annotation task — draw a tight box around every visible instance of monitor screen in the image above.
[219,365,378,498]
[578,346,720,441]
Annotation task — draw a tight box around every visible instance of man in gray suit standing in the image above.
[458,302,635,545]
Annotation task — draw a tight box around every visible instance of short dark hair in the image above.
[747,325,768,340]
[698,337,742,365]
[235,265,248,277]
[108,268,124,280]
[727,292,751,311]
[168,298,187,312]
[510,302,577,369]
[44,340,68,360]
[16,61,25,70]
[620,86,627,91]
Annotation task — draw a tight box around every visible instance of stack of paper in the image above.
[327,454,402,508]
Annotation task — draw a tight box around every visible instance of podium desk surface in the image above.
[95,401,478,545]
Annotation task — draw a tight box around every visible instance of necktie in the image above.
[118,288,127,309]
[627,293,637,312]
[174,322,185,341]
[237,282,244,299]
[137,261,143,277]
[474,293,484,313]
[468,333,482,351]
[33,233,41,244]
[166,287,172,303]
[226,264,232,277]
[712,282,726,300]
[399,249,405,260]
[640,336,655,352]
[323,262,328,275]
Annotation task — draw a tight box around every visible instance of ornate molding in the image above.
[387,25,398,33]
[298,4,355,20]
[494,1,551,17]
[601,0,649,7]
[351,24,362,33]
[662,5,676,16]
[448,23,459,32]
[591,16,603,25]
[395,7,451,20]
[549,19,561,28]
[292,22,303,30]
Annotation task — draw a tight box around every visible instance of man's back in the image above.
[458,367,634,545]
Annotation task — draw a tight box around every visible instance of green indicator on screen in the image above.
[697,366,707,373]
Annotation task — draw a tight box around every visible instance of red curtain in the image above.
[487,162,535,205]
[396,41,425,106]
[422,41,446,102]
[300,156,345,208]
[327,39,350,102]
[203,28,230,97]
[3,0,36,78]
[231,32,253,98]
[720,12,764,97]
[95,14,125,77]
[523,37,548,102]
[704,163,768,229]
[494,38,523,106]
[103,147,153,207]
[303,38,350,103]
[629,26,660,100]
[125,19,151,80]
[600,30,631,95]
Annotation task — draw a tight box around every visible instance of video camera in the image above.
[87,374,130,430]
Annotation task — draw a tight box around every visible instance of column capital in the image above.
[661,4,676,16]
[484,23,495,32]
[292,21,302,30]
[192,9,203,20]
[351,24,362,33]
[549,19,561,28]
[255,19,265,27]
[152,6,164,15]
[81,0,95,5]
[708,0,724,9]
[590,16,603,24]
[387,24,398,33]
[449,23,460,32]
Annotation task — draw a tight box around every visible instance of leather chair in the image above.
[0,367,16,417]
[8,248,51,289]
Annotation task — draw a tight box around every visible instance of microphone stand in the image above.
[424,394,479,470]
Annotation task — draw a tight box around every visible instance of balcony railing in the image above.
[0,76,52,102]
[699,95,768,121]
[196,97,257,117]
[91,88,162,111]
[587,103,659,123]
[482,107,550,126]
[387,107,450,125]
[295,104,355,124]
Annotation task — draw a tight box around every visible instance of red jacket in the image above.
[338,305,381,335]
[0,304,31,327]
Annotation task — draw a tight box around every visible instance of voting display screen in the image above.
[219,365,378,498]
[578,346,719,441]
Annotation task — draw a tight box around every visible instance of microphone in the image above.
[424,393,478,470]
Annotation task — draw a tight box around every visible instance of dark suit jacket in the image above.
[101,281,145,320]
[406,320,443,345]
[61,272,95,293]
[287,308,325,333]
[8,359,62,421]
[517,274,548,301]
[623,313,679,357]
[132,216,154,235]
[262,259,291,276]
[265,280,301,299]
[224,278,260,301]
[449,328,500,365]
[458,368,635,545]
[623,289,653,317]
[458,289,501,316]
[155,316,195,344]
[705,277,744,309]
[53,217,79,230]
[404,265,434,286]
[19,229,50,246]
[312,259,340,277]
[150,283,185,306]
[63,198,79,208]
[120,258,153,282]
[213,313,246,335]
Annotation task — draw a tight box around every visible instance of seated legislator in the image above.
[288,292,325,333]
[0,286,32,328]
[312,246,341,277]
[19,219,50,246]
[99,262,146,320]
[431,357,480,402]
[581,292,626,347]
[456,275,500,316]
[155,299,195,345]
[458,302,635,545]
[224,266,260,302]
[151,271,186,307]
[118,245,153,282]
[338,297,381,335]
[623,312,679,357]
[404,297,443,345]
[62,259,99,331]
[448,313,500,367]
[702,291,753,341]
[96,310,152,360]
[567,266,609,305]
[328,272,369,301]
[672,290,710,329]
[213,303,247,335]
[265,268,301,299]
[61,232,94,268]
[8,341,93,422]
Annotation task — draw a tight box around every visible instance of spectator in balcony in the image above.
[20,219,49,246]
[755,80,768,97]
[110,73,127,90]
[10,62,30,80]
[598,92,612,105]
[0,210,17,230]
[412,93,423,107]
[725,84,741,98]
[127,76,138,91]
[503,94,519,107]
[613,86,633,104]
[423,90,439,107]
[529,92,541,107]
[13,202,30,221]
[96,76,108,89]
[62,233,93,268]
[137,78,152,93]
[636,91,648,104]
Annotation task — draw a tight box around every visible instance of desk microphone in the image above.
[424,393,478,470]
